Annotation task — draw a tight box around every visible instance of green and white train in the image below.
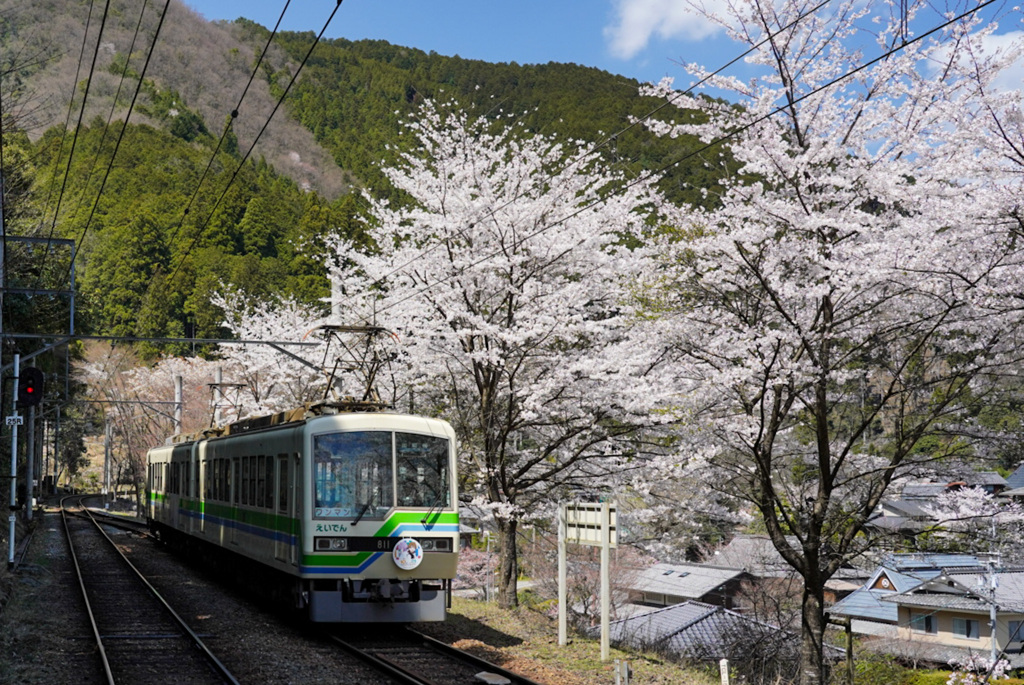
[146,404,459,623]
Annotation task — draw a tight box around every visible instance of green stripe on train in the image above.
[154,499,456,548]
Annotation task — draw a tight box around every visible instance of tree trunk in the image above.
[496,517,519,609]
[799,578,827,685]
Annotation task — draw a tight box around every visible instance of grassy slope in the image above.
[417,597,715,685]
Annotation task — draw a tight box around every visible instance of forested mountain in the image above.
[0,0,715,351]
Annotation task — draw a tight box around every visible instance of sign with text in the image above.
[564,501,617,548]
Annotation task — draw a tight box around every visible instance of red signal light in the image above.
[18,368,43,407]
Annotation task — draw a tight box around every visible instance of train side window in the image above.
[213,459,220,501]
[277,455,289,513]
[232,458,240,505]
[243,457,251,506]
[222,459,229,501]
[263,456,273,509]
[256,455,265,508]
[250,456,258,506]
[221,459,229,502]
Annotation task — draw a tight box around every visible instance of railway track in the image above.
[329,626,545,685]
[60,495,240,685]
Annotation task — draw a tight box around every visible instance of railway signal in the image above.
[18,367,44,407]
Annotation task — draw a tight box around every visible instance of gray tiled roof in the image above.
[973,471,1008,486]
[629,563,748,600]
[830,567,943,623]
[709,535,795,577]
[599,601,791,660]
[879,499,932,518]
[885,553,983,571]
[881,571,1024,614]
[829,555,986,625]
[1007,463,1024,490]
[901,482,949,499]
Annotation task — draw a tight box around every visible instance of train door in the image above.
[274,453,297,565]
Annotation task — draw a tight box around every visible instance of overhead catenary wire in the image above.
[37,0,112,270]
[164,0,296,253]
[54,0,173,293]
[345,0,835,300]
[353,0,999,317]
[35,0,102,236]
[31,0,154,294]
[166,0,346,284]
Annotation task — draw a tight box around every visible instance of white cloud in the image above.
[604,0,725,59]
[928,29,1024,94]
[981,30,1024,93]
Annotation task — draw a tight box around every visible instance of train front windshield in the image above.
[313,431,450,519]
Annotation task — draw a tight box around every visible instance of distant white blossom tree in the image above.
[212,290,328,417]
[643,0,1024,682]
[327,100,679,608]
[79,346,221,507]
[924,486,1024,560]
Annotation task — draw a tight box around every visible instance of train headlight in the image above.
[315,537,348,551]
[419,538,452,552]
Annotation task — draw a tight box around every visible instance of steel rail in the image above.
[407,627,547,685]
[61,495,241,685]
[61,496,116,684]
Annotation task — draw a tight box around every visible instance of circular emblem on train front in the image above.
[392,538,423,570]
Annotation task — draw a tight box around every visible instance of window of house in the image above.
[953,617,980,639]
[910,612,937,634]
[1010,620,1023,644]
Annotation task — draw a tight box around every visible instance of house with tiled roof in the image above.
[1002,463,1024,499]
[901,473,1008,500]
[710,534,794,578]
[599,600,794,660]
[597,599,843,678]
[881,570,1024,668]
[627,563,752,610]
[828,554,985,636]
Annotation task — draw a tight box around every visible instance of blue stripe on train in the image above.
[165,505,458,575]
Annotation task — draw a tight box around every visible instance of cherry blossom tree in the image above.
[212,290,328,417]
[924,486,1024,560]
[79,345,221,508]
[327,100,678,608]
[643,1,1024,682]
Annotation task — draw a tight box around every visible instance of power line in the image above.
[340,0,835,303]
[55,0,173,293]
[166,0,347,284]
[32,0,154,292]
[164,0,295,253]
[356,0,999,317]
[36,0,101,234]
[38,0,112,264]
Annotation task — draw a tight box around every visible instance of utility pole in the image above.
[24,403,33,521]
[174,375,183,434]
[103,416,111,506]
[989,559,999,664]
[7,354,19,568]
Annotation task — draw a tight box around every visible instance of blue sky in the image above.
[180,0,750,87]
[181,0,1023,91]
